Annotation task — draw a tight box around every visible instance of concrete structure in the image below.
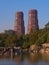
[27,10,39,34]
[14,12,25,34]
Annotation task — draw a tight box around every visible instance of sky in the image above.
[0,0,49,33]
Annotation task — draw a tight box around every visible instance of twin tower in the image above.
[14,10,39,34]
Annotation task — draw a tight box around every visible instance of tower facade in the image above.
[27,10,39,34]
[14,12,25,34]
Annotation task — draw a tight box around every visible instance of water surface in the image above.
[0,53,49,65]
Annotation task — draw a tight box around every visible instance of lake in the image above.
[0,53,49,65]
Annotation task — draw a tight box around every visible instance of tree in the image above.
[35,31,48,45]
[47,31,49,43]
[22,34,30,48]
[4,34,17,47]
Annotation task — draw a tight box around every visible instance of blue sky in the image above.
[0,0,49,33]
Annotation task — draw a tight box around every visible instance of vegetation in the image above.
[0,22,49,48]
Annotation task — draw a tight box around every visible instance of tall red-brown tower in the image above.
[14,12,25,34]
[27,10,39,34]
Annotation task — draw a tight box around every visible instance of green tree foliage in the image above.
[0,30,17,47]
[35,32,48,45]
[22,34,30,48]
[16,35,23,47]
[22,31,38,48]
[47,32,49,43]
[4,35,17,47]
[0,33,7,47]
[29,31,38,45]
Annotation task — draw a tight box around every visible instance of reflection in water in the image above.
[0,53,49,65]
[41,53,49,62]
